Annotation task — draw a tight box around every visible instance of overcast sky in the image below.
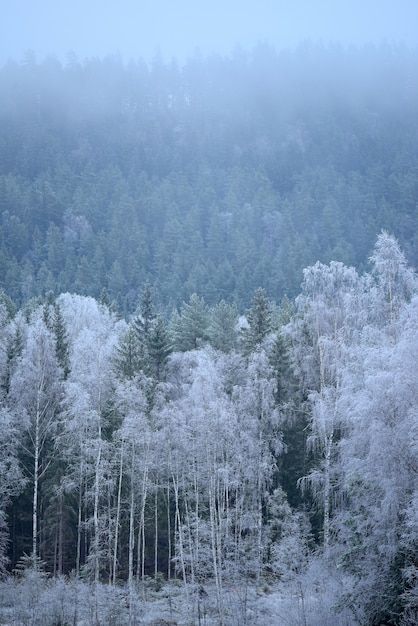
[1,0,418,66]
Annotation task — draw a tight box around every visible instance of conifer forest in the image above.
[0,44,418,624]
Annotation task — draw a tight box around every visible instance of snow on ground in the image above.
[0,575,356,625]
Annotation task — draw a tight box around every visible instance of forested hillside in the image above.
[1,45,418,625]
[1,43,418,313]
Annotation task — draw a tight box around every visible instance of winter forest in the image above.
[0,44,418,625]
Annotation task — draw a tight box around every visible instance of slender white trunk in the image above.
[192,457,200,581]
[154,482,158,578]
[166,480,171,581]
[93,438,102,585]
[136,465,149,584]
[323,431,333,555]
[256,429,264,583]
[32,409,40,565]
[76,461,84,578]
[208,472,224,625]
[184,496,195,585]
[126,444,136,626]
[172,473,187,585]
[112,439,124,584]
[128,446,135,589]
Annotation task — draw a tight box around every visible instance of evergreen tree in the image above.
[147,315,171,381]
[53,303,71,380]
[132,282,157,370]
[208,300,238,352]
[114,325,142,380]
[0,407,23,575]
[0,289,17,319]
[171,293,208,351]
[241,287,273,355]
[137,282,156,337]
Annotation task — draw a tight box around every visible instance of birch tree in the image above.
[336,295,418,623]
[58,294,122,584]
[369,230,417,336]
[233,348,280,582]
[285,261,366,553]
[9,314,63,567]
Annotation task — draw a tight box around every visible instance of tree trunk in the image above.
[112,439,124,584]
[323,431,333,555]
[166,480,171,581]
[93,419,102,586]
[154,482,158,578]
[32,400,41,566]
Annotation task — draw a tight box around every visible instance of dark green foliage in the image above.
[0,289,16,320]
[52,303,70,379]
[208,300,238,352]
[147,316,172,381]
[115,286,171,381]
[241,287,273,355]
[41,300,71,379]
[0,46,417,310]
[171,293,208,351]
[132,283,157,360]
[114,326,142,380]
[268,331,294,407]
[1,325,24,397]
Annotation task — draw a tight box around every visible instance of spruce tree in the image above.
[241,287,273,355]
[208,300,238,352]
[132,282,157,369]
[114,326,142,380]
[53,303,71,380]
[133,283,156,340]
[147,316,171,381]
[171,294,208,351]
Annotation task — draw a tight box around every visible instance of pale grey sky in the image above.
[1,0,418,66]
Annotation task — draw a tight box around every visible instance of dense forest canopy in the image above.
[1,43,418,314]
[1,43,418,625]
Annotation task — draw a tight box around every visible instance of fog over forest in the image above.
[0,3,418,625]
[2,0,418,66]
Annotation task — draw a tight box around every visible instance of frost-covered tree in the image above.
[285,261,367,552]
[57,295,123,586]
[233,348,281,582]
[160,347,277,621]
[336,295,418,623]
[369,230,417,335]
[112,376,151,589]
[9,314,63,566]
